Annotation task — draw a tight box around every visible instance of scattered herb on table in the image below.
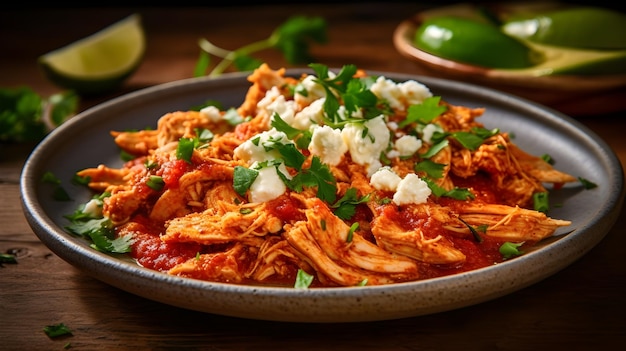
[0,87,78,143]
[43,323,73,338]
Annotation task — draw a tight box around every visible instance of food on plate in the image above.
[69,63,578,288]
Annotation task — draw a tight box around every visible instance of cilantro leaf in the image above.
[533,191,550,213]
[294,269,314,289]
[176,137,196,163]
[233,166,259,197]
[331,187,370,220]
[271,16,328,64]
[414,159,446,179]
[399,96,447,128]
[289,156,336,203]
[43,323,72,338]
[271,113,312,149]
[423,177,474,200]
[500,241,525,259]
[0,87,77,143]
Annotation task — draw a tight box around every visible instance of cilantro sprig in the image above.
[64,194,133,253]
[0,87,78,143]
[195,16,327,77]
[308,63,383,126]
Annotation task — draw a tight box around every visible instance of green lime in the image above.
[414,16,542,69]
[502,7,626,50]
[38,14,145,95]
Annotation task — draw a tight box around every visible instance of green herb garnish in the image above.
[195,16,327,77]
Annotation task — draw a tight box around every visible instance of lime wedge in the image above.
[39,14,145,95]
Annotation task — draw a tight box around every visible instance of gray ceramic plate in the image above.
[21,69,624,323]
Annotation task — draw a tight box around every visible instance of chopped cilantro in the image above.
[424,177,474,200]
[347,222,359,243]
[578,177,598,190]
[0,253,17,264]
[233,166,259,197]
[65,204,132,253]
[176,137,195,163]
[533,192,550,213]
[146,175,165,191]
[420,139,448,159]
[43,323,72,338]
[331,187,370,220]
[541,153,555,165]
[271,113,312,149]
[294,269,314,289]
[288,156,337,203]
[500,241,525,259]
[41,171,71,201]
[414,159,446,179]
[399,96,447,128]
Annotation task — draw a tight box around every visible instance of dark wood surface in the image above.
[1,4,625,350]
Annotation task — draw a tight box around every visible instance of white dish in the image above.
[20,69,624,322]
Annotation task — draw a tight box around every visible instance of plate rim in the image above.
[20,69,625,322]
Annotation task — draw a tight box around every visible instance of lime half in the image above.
[39,14,145,95]
[502,7,626,50]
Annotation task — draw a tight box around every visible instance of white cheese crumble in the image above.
[309,125,348,166]
[341,115,390,176]
[392,173,432,206]
[247,162,289,203]
[292,97,325,130]
[233,129,290,164]
[82,198,102,217]
[370,167,402,191]
[294,74,328,106]
[394,135,422,157]
[199,105,222,122]
[370,76,433,111]
[420,123,443,144]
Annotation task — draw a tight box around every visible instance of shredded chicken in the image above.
[74,64,579,288]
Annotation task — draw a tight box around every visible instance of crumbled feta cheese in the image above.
[233,129,290,164]
[370,167,402,191]
[82,198,102,217]
[420,123,443,144]
[394,135,422,156]
[393,173,431,205]
[294,74,328,106]
[248,162,288,203]
[292,97,325,130]
[266,94,297,126]
[341,115,390,176]
[371,76,404,111]
[370,76,433,111]
[309,125,348,166]
[399,80,432,106]
[199,105,222,122]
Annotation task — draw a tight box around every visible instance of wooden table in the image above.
[2,4,625,350]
